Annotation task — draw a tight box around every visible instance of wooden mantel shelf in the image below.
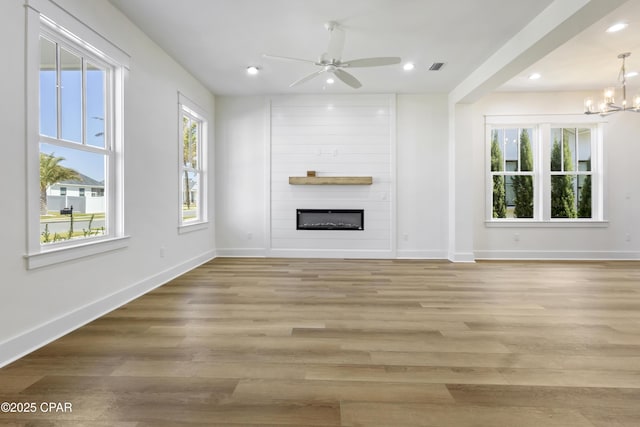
[289,176,373,185]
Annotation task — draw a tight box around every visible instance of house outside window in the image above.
[486,115,604,223]
[178,93,208,229]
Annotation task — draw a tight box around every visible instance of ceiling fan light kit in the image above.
[263,21,401,89]
[584,52,640,116]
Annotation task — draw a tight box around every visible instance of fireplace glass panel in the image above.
[296,209,364,230]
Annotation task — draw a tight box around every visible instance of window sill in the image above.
[485,220,609,228]
[178,221,209,234]
[25,236,130,270]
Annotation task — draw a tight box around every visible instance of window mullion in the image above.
[517,128,521,172]
[539,123,550,221]
[55,43,62,139]
[82,57,87,145]
[39,135,109,155]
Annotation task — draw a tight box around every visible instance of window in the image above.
[490,127,535,219]
[25,2,129,269]
[38,28,111,245]
[178,94,208,228]
[550,127,592,218]
[486,116,604,223]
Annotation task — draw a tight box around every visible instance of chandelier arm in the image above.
[585,52,637,116]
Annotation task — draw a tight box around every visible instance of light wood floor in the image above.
[2,258,640,426]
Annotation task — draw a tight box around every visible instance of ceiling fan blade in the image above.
[262,53,317,64]
[341,57,402,68]
[325,22,345,62]
[289,69,325,87]
[333,69,362,88]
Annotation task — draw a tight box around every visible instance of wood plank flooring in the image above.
[1,258,640,426]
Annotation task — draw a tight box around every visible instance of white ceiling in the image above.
[108,0,640,96]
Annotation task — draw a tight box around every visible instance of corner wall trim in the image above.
[0,250,215,368]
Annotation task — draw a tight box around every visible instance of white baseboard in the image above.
[396,250,448,259]
[0,250,215,368]
[268,248,395,259]
[474,250,640,260]
[215,248,267,257]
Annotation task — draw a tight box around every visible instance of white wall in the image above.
[270,95,395,257]
[472,91,640,259]
[214,96,268,256]
[396,94,449,258]
[0,0,216,366]
[215,93,450,259]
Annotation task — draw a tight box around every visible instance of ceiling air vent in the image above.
[428,62,445,71]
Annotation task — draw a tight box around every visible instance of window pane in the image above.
[182,170,199,222]
[492,175,507,219]
[578,128,591,171]
[512,175,533,218]
[519,128,533,172]
[563,128,576,171]
[60,48,82,143]
[551,130,562,172]
[39,37,57,138]
[490,129,504,172]
[551,174,577,218]
[577,175,592,218]
[551,129,562,171]
[183,116,199,169]
[504,128,518,163]
[192,123,200,169]
[86,62,106,148]
[505,175,515,208]
[498,174,520,219]
[40,143,107,244]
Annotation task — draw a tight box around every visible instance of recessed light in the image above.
[403,62,415,71]
[626,71,638,78]
[326,77,335,84]
[246,66,259,75]
[606,22,628,33]
[528,73,541,80]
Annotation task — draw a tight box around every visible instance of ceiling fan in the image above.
[263,21,401,89]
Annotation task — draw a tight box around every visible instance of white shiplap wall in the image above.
[269,95,395,257]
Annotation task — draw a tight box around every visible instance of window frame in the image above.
[177,93,208,232]
[485,114,606,226]
[25,0,130,269]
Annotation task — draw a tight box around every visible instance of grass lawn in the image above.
[40,212,105,222]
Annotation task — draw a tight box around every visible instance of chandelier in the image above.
[584,52,640,116]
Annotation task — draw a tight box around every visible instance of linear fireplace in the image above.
[296,209,364,230]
